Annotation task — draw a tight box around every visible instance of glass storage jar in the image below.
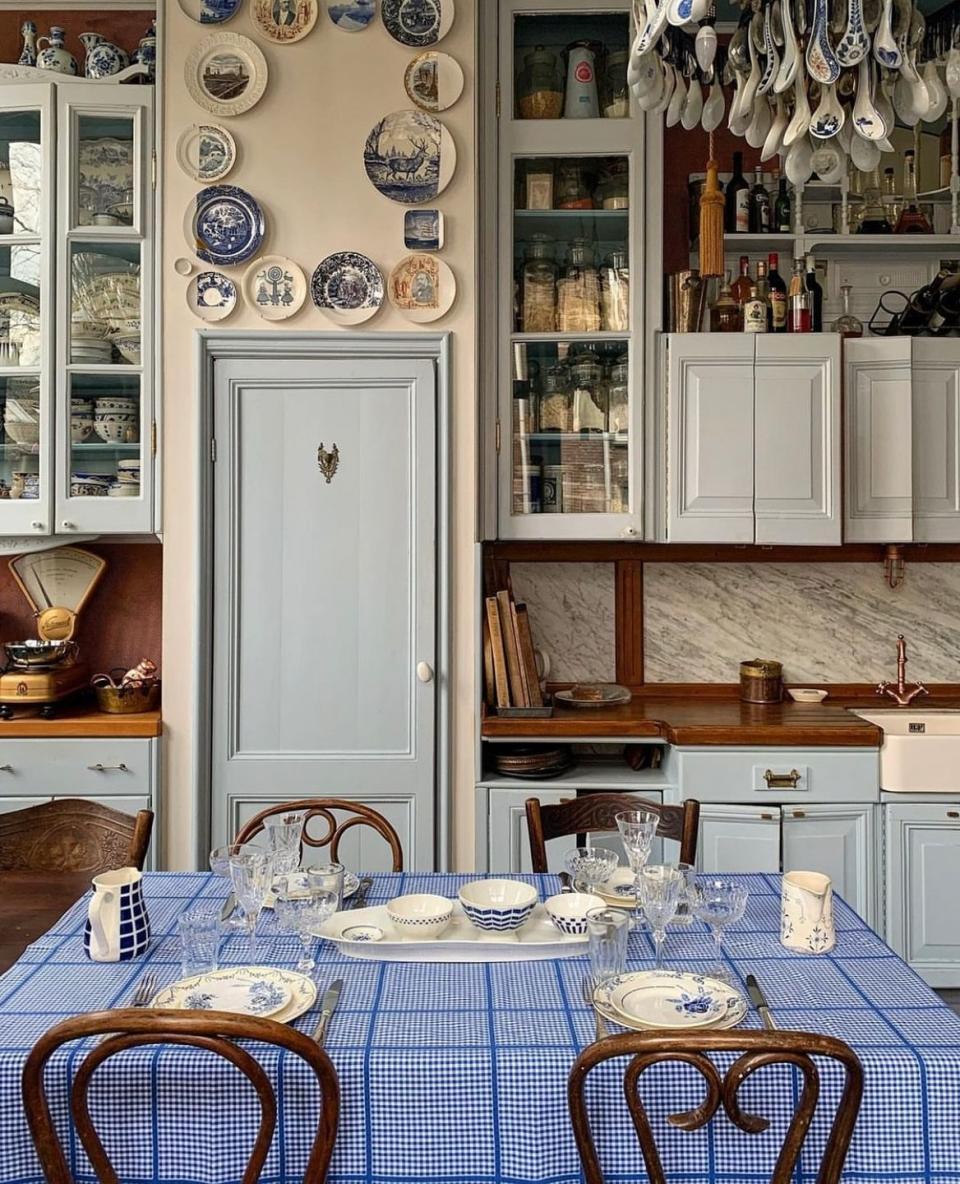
[520,233,558,333]
[539,362,572,432]
[600,49,630,118]
[516,47,564,119]
[570,354,607,432]
[521,158,555,210]
[607,354,629,433]
[555,161,594,210]
[596,158,629,209]
[558,238,601,332]
[600,250,629,330]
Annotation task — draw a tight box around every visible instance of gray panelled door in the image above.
[210,353,437,870]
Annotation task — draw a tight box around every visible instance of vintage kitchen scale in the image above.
[0,546,106,719]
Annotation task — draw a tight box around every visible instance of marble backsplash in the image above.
[510,562,616,683]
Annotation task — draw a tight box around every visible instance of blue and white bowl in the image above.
[458,879,538,932]
[386,892,453,939]
[544,892,606,936]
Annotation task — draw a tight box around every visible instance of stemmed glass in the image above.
[563,846,619,894]
[228,842,275,963]
[209,842,244,929]
[691,878,749,980]
[276,888,339,972]
[636,865,685,970]
[615,810,660,921]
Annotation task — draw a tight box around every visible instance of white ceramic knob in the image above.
[31,521,43,530]
[416,662,434,683]
[62,521,75,530]
[621,526,638,538]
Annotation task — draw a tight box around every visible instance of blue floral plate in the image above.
[188,184,265,267]
[151,967,291,1017]
[598,971,745,1030]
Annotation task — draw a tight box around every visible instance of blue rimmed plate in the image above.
[188,184,265,267]
[311,251,384,324]
[596,971,747,1031]
[381,0,453,46]
[178,0,242,23]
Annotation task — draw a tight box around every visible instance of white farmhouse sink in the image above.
[853,711,960,793]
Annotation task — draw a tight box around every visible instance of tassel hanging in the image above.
[698,129,725,279]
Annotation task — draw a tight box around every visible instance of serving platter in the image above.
[318,901,587,962]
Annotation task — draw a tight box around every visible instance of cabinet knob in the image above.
[620,526,638,538]
[61,521,76,530]
[416,662,434,684]
[87,762,129,772]
[30,521,43,530]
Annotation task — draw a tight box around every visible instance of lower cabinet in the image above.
[697,805,781,873]
[885,801,960,987]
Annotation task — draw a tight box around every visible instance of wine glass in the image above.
[209,842,245,930]
[615,809,660,920]
[276,888,339,972]
[637,865,685,970]
[228,842,275,962]
[563,846,619,894]
[691,878,749,980]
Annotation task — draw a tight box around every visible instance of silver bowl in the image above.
[4,640,79,668]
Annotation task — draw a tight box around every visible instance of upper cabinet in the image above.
[0,77,155,540]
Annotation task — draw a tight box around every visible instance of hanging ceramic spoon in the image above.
[759,1,780,94]
[727,67,746,130]
[836,0,870,66]
[783,73,812,143]
[667,70,687,125]
[852,54,885,137]
[924,60,947,122]
[702,77,726,129]
[903,49,929,117]
[794,0,807,38]
[806,0,841,83]
[637,0,670,54]
[775,0,800,91]
[873,0,901,69]
[785,133,815,184]
[863,0,881,32]
[772,0,785,45]
[947,44,960,99]
[761,93,789,157]
[690,0,711,22]
[636,59,667,109]
[810,79,845,135]
[850,129,882,169]
[836,112,854,152]
[875,66,896,133]
[741,19,763,110]
[695,24,717,72]
[666,0,695,33]
[655,61,677,112]
[630,52,660,97]
[745,93,774,146]
[681,75,704,126]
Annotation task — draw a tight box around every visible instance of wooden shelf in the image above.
[0,703,160,737]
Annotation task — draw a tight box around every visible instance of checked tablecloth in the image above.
[0,871,958,1184]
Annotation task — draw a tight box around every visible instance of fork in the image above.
[128,971,157,1007]
[582,975,608,1041]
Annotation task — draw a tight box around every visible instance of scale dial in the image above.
[8,547,107,641]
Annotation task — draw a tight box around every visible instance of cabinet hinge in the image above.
[495,419,501,453]
[151,149,157,190]
[210,437,217,463]
[495,80,501,119]
[150,420,157,457]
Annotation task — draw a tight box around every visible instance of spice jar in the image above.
[517,46,564,119]
[600,249,629,330]
[570,354,607,432]
[558,238,601,332]
[520,234,558,333]
[555,161,594,210]
[539,362,572,432]
[607,354,629,433]
[600,49,629,117]
[596,158,629,209]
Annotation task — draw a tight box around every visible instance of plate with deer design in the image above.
[362,108,455,204]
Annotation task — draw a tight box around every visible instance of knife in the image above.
[350,876,373,909]
[745,973,778,1029]
[311,978,343,1046]
[220,892,236,922]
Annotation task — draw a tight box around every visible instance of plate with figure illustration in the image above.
[178,0,242,24]
[327,0,377,29]
[243,254,307,320]
[253,0,319,43]
[311,251,384,324]
[388,252,455,322]
[404,50,464,111]
[185,32,268,117]
[363,108,455,205]
[176,124,238,183]
[382,0,453,46]
[187,184,266,266]
[188,270,238,321]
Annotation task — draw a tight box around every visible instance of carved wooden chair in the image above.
[23,1008,340,1184]
[0,798,153,874]
[235,798,404,871]
[525,794,700,872]
[568,1030,863,1184]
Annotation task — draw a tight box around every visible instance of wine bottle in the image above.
[767,252,787,333]
[749,169,771,233]
[788,257,811,333]
[774,175,792,233]
[805,254,823,332]
[731,255,753,318]
[725,152,750,233]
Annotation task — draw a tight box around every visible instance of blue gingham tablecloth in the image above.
[0,871,958,1184]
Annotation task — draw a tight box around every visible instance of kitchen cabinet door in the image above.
[886,802,960,987]
[754,335,841,545]
[488,786,570,874]
[844,339,913,543]
[912,340,960,543]
[782,803,876,926]
[697,804,781,874]
[665,334,755,543]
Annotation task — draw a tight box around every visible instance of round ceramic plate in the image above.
[188,270,238,321]
[312,251,384,324]
[608,971,737,1029]
[554,684,632,707]
[178,0,242,23]
[264,869,360,908]
[176,124,238,183]
[388,253,455,322]
[151,967,291,1017]
[595,975,748,1032]
[362,108,455,204]
[188,184,265,267]
[404,50,464,111]
[153,967,317,1023]
[243,255,307,320]
[252,0,319,43]
[327,0,377,29]
[595,867,637,907]
[185,33,269,118]
[382,0,453,46]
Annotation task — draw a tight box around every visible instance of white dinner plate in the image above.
[607,970,740,1028]
[151,967,292,1017]
[595,974,747,1031]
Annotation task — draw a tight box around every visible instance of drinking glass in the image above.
[178,907,221,977]
[563,846,619,894]
[691,878,749,979]
[209,843,245,929]
[228,842,275,962]
[615,809,659,919]
[586,906,630,985]
[278,888,339,972]
[262,811,306,878]
[306,863,345,910]
[637,865,685,970]
[673,861,697,926]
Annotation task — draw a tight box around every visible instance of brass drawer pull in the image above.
[87,763,129,772]
[764,768,801,789]
[792,809,806,818]
[760,812,775,820]
[948,810,959,819]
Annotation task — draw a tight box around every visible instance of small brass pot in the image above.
[739,659,783,705]
[94,680,160,714]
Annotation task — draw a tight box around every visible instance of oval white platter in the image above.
[243,254,307,320]
[382,0,453,46]
[404,50,464,112]
[176,123,237,183]
[252,0,319,43]
[388,253,455,321]
[185,32,268,118]
[317,901,587,962]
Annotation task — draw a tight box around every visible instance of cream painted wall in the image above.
[160,4,477,868]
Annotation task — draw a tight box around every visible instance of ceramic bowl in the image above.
[342,924,384,942]
[95,413,139,444]
[4,419,40,446]
[544,892,606,936]
[386,892,453,939]
[107,481,139,497]
[71,415,94,444]
[458,879,538,932]
[787,688,829,703]
[113,334,141,365]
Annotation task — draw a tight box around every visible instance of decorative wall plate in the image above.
[363,109,455,205]
[178,0,242,22]
[243,254,306,320]
[382,0,453,46]
[404,50,464,111]
[188,270,238,321]
[173,257,194,276]
[252,0,319,43]
[311,251,384,324]
[403,207,443,250]
[176,123,237,183]
[327,0,377,29]
[388,252,455,322]
[185,33,268,117]
[187,184,266,266]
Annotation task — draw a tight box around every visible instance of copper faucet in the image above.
[877,635,929,706]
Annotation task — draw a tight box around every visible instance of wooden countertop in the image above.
[0,704,161,738]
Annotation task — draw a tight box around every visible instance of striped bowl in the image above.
[458,879,538,932]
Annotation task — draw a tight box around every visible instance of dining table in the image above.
[0,870,958,1184]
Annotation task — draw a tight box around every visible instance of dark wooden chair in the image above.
[569,1030,863,1184]
[0,798,153,874]
[23,1008,340,1184]
[525,793,699,872]
[235,798,404,871]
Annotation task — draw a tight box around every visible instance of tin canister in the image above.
[564,41,599,118]
[739,659,783,704]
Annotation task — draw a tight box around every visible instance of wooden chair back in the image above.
[524,794,699,872]
[569,1029,863,1184]
[0,799,153,873]
[235,797,404,871]
[23,1008,340,1184]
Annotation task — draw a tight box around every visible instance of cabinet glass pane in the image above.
[0,110,42,236]
[515,156,629,334]
[511,339,629,516]
[69,373,141,501]
[70,241,140,365]
[0,243,41,367]
[0,374,42,502]
[75,114,135,228]
[513,12,630,120]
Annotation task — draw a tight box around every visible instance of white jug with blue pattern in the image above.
[84,867,151,962]
[780,870,835,954]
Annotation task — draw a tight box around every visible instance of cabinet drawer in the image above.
[676,747,879,804]
[0,739,154,799]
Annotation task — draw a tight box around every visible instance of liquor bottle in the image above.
[898,263,960,333]
[725,151,750,233]
[742,284,769,333]
[755,259,772,330]
[882,167,902,228]
[731,255,753,314]
[774,175,792,233]
[788,257,811,332]
[767,252,787,332]
[857,167,892,233]
[805,254,823,332]
[749,168,771,233]
[709,270,741,332]
[831,284,863,338]
[895,150,933,233]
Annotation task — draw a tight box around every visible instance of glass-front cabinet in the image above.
[0,78,154,539]
[497,0,643,538]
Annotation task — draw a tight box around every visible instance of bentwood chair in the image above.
[235,798,404,871]
[569,1030,863,1184]
[524,794,699,873]
[0,798,153,874]
[23,1009,340,1184]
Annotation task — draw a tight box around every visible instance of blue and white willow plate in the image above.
[189,184,265,267]
[597,971,746,1031]
[311,251,384,324]
[152,967,292,1018]
[381,0,453,46]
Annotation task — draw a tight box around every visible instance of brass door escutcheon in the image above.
[317,442,339,484]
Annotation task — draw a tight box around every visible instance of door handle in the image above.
[416,662,434,684]
[87,763,129,772]
[764,768,801,789]
[0,765,13,772]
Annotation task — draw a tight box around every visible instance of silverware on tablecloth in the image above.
[745,973,778,1029]
[128,971,158,1008]
[311,978,343,1046]
[582,975,608,1041]
[351,877,373,910]
[220,893,236,922]
[558,872,574,893]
